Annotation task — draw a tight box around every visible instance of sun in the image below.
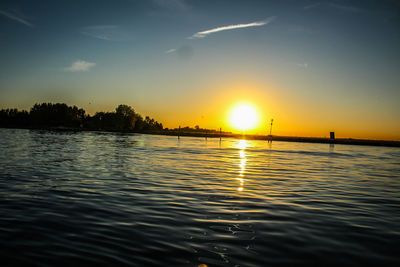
[229,104,259,131]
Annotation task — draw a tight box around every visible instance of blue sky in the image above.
[0,0,399,139]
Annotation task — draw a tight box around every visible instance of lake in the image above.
[0,128,399,266]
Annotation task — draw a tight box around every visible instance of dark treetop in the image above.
[0,103,163,132]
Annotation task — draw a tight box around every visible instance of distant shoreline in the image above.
[160,130,400,147]
[1,126,399,148]
[2,103,398,148]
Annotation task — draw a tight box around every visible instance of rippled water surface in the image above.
[1,128,400,266]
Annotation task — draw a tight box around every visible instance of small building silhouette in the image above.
[330,132,335,140]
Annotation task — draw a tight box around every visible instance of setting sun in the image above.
[229,104,259,131]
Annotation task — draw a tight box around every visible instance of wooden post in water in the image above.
[270,119,274,136]
[219,127,222,142]
[268,119,274,141]
[178,125,180,139]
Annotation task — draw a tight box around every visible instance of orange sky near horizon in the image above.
[4,75,399,141]
[1,1,399,141]
[114,78,399,141]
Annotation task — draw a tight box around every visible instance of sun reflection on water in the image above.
[237,139,248,150]
[235,140,248,192]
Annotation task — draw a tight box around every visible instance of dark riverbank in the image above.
[2,126,399,148]
[161,130,400,147]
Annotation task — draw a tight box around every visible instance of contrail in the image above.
[189,16,276,39]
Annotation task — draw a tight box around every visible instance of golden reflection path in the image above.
[235,140,248,192]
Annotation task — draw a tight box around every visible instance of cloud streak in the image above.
[296,62,309,68]
[189,17,276,39]
[165,48,176,54]
[64,60,96,72]
[0,10,33,27]
[81,25,131,41]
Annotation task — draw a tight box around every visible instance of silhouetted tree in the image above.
[1,102,163,132]
[115,104,136,131]
[30,103,85,127]
[0,108,29,127]
[134,114,144,131]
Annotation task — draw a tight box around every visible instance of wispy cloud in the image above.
[165,48,176,54]
[296,62,309,68]
[165,46,193,60]
[288,62,309,69]
[81,25,130,41]
[64,60,96,72]
[0,9,33,28]
[189,16,276,39]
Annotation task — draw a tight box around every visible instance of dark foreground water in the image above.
[0,128,399,266]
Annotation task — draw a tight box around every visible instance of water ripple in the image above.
[0,129,399,266]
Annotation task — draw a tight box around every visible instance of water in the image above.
[1,128,399,266]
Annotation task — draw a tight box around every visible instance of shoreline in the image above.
[1,126,399,148]
[161,131,400,147]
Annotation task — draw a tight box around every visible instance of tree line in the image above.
[0,103,163,132]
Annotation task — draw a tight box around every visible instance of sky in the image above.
[0,0,399,140]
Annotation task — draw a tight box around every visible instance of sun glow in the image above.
[229,104,259,131]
